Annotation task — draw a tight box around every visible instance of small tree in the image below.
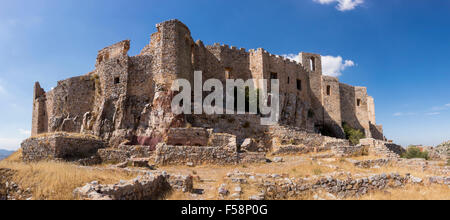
[342,122,365,146]
[402,146,429,160]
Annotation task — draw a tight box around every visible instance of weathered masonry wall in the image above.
[46,76,96,133]
[322,76,344,138]
[30,19,385,153]
[21,133,105,162]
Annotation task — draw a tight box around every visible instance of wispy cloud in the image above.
[393,112,403,117]
[313,0,364,11]
[282,54,355,77]
[0,79,7,96]
[426,103,450,116]
[393,112,417,117]
[18,129,31,136]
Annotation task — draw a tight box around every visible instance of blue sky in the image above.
[0,0,449,150]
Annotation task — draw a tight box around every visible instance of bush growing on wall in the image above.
[342,122,365,146]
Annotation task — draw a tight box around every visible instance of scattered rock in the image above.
[218,184,229,196]
[273,157,284,163]
[410,176,423,184]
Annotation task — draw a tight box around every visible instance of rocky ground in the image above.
[0,150,449,200]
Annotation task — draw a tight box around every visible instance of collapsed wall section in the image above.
[46,75,96,133]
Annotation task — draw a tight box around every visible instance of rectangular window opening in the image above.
[270,72,278,80]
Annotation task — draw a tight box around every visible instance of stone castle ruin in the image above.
[24,19,390,165]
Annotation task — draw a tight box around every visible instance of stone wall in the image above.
[21,133,106,162]
[322,76,344,138]
[154,144,239,165]
[346,158,391,168]
[331,145,366,157]
[74,173,171,200]
[225,171,413,200]
[166,128,210,146]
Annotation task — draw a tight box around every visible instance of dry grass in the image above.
[353,184,450,200]
[30,132,100,140]
[164,153,450,200]
[0,150,137,200]
[2,150,448,200]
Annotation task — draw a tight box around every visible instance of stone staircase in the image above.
[268,125,349,154]
[360,138,405,158]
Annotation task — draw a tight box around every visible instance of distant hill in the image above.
[0,149,14,160]
[429,141,450,160]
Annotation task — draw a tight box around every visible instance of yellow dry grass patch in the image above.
[0,150,137,200]
[353,184,450,200]
[164,156,334,200]
[30,132,100,140]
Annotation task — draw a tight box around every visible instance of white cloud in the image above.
[446,103,450,107]
[393,112,403,117]
[282,54,355,77]
[426,112,441,116]
[313,0,364,11]
[283,54,300,62]
[393,112,417,117]
[18,129,31,136]
[0,137,22,151]
[321,55,355,77]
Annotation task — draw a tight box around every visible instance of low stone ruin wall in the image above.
[154,143,267,166]
[272,145,317,155]
[346,158,391,168]
[270,126,350,155]
[74,173,171,200]
[395,158,449,175]
[166,128,210,146]
[224,171,420,200]
[331,145,367,157]
[21,133,106,162]
[74,172,193,200]
[154,144,239,165]
[98,145,154,164]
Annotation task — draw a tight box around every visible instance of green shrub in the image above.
[401,146,429,160]
[342,122,365,146]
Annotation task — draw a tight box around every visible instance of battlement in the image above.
[96,40,130,67]
[156,19,191,35]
